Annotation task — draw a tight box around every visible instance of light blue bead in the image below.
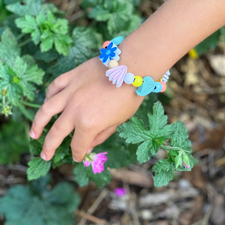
[111,36,124,45]
[124,73,135,84]
[135,76,155,96]
[153,82,163,93]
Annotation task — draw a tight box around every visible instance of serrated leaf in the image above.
[89,1,133,35]
[0,178,80,225]
[152,159,175,187]
[6,0,42,16]
[0,28,20,67]
[48,27,102,78]
[27,157,51,180]
[40,36,54,52]
[0,120,29,164]
[54,34,72,56]
[119,101,175,164]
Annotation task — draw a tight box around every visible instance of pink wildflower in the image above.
[183,161,189,168]
[114,187,126,197]
[83,152,107,174]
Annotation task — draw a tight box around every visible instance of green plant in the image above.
[0,175,80,225]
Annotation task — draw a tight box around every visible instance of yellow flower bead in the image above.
[132,76,143,87]
[108,60,119,68]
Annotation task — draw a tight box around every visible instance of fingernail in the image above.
[73,157,79,162]
[29,130,35,139]
[41,152,46,161]
[44,98,47,103]
[87,148,93,154]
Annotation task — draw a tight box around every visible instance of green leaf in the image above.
[152,159,175,187]
[40,36,54,52]
[183,155,190,167]
[175,155,182,169]
[27,157,51,180]
[89,1,134,35]
[16,15,40,45]
[48,27,102,78]
[0,178,80,225]
[53,34,72,56]
[14,57,45,100]
[0,63,22,105]
[119,101,175,164]
[52,19,69,35]
[0,120,29,164]
[170,121,192,152]
[195,30,220,56]
[0,28,20,67]
[6,0,42,16]
[74,163,111,188]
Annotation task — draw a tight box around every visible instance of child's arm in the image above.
[30,0,225,162]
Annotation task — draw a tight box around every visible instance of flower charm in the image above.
[83,152,107,174]
[99,42,121,67]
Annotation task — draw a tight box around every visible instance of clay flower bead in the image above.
[99,42,121,66]
[83,152,108,174]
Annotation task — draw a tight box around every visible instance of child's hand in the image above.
[30,57,145,162]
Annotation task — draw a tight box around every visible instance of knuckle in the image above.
[53,75,64,88]
[79,117,97,132]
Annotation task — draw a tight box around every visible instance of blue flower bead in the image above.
[99,42,121,67]
[153,82,163,93]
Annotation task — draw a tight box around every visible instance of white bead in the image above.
[124,73,135,84]
[108,60,119,68]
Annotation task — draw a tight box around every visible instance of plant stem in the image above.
[21,100,41,108]
[18,38,32,47]
[16,33,25,41]
[160,145,190,153]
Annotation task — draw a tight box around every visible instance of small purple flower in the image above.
[183,161,189,169]
[83,152,107,174]
[99,42,117,63]
[114,187,126,197]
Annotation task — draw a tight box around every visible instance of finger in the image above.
[46,72,72,100]
[30,90,68,139]
[71,128,97,162]
[90,126,117,149]
[41,111,74,161]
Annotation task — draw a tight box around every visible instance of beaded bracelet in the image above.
[99,36,170,96]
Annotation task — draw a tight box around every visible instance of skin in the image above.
[30,0,225,162]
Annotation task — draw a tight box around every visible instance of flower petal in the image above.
[100,48,107,54]
[83,159,91,167]
[107,42,113,50]
[103,55,109,63]
[111,47,117,52]
[99,54,104,59]
[110,52,116,57]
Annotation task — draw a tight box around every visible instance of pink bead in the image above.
[102,41,111,49]
[160,82,167,92]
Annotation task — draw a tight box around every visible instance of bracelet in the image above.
[99,36,170,96]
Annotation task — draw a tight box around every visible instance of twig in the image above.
[78,189,108,225]
[75,211,107,225]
